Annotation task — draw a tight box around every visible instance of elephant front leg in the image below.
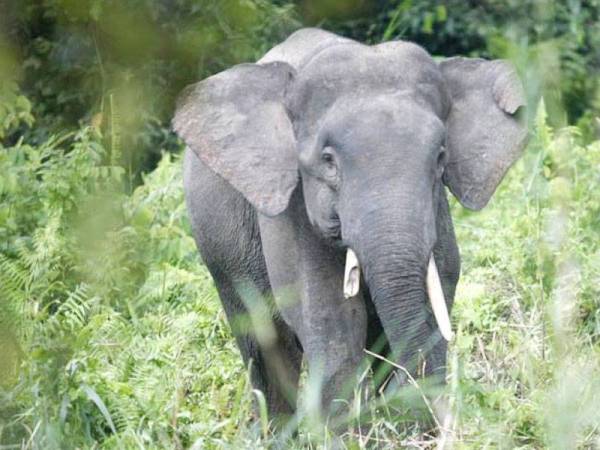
[266,246,368,419]
[299,292,368,418]
[258,204,368,420]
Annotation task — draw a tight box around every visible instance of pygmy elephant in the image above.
[174,28,527,420]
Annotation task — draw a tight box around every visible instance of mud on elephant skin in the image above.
[173,28,527,422]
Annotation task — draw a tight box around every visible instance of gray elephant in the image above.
[173,28,527,421]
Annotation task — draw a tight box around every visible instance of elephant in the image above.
[173,28,527,422]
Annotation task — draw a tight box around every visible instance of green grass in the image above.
[1,82,600,449]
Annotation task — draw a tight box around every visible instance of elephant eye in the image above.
[322,150,334,164]
[321,147,338,182]
[436,147,448,176]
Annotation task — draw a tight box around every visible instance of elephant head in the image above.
[174,28,526,371]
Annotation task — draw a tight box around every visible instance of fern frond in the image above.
[60,284,93,331]
[0,253,29,326]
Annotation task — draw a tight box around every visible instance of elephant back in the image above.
[258,28,353,71]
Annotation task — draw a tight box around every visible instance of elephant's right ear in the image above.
[173,62,298,216]
[440,57,527,211]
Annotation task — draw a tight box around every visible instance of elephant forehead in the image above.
[288,41,447,139]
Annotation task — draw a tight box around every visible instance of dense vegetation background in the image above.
[1,0,599,448]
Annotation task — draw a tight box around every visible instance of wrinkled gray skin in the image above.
[174,28,527,419]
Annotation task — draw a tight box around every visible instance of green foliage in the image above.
[0,81,34,140]
[1,0,300,175]
[0,88,244,448]
[447,99,600,449]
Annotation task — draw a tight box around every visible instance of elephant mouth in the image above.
[343,248,454,341]
[324,211,342,241]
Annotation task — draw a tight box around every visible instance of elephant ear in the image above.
[440,57,528,210]
[173,62,298,216]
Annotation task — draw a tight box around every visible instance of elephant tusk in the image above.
[427,255,454,341]
[344,249,360,299]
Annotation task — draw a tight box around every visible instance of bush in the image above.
[0,86,243,448]
[0,0,300,176]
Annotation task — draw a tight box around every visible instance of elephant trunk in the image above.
[343,203,449,376]
[363,231,428,370]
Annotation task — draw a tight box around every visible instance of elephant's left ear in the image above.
[440,57,528,210]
